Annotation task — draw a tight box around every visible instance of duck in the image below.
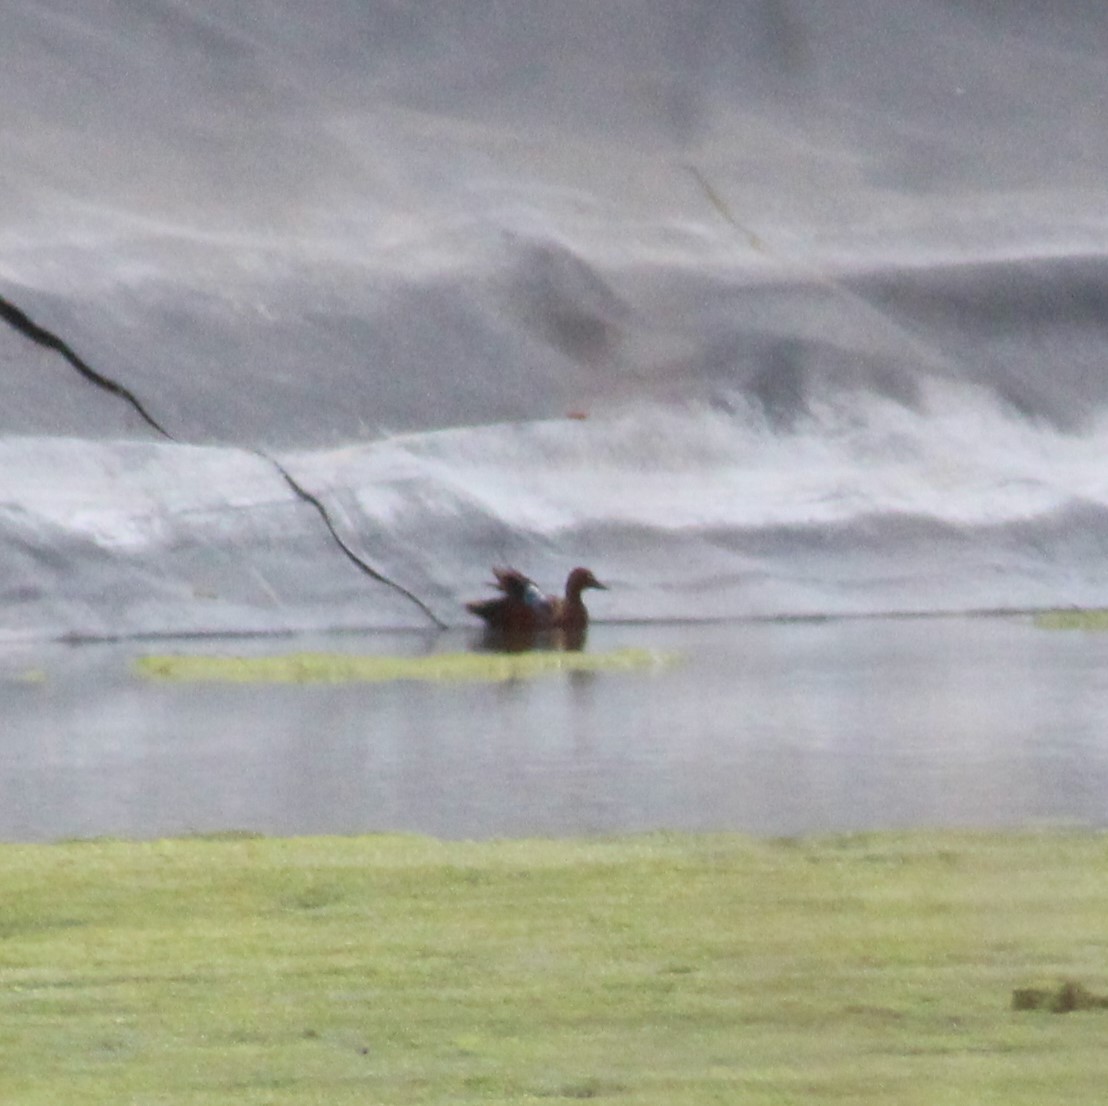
[546,566,608,632]
[464,566,553,633]
[465,566,607,634]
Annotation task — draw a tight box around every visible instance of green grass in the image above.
[134,648,675,684]
[1,831,1106,1103]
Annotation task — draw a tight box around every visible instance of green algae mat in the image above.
[2,830,1107,1104]
[135,648,673,684]
[1035,609,1108,631]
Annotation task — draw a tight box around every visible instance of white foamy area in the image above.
[366,384,1106,533]
[4,372,1107,640]
[279,380,1108,623]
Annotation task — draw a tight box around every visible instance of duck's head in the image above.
[566,567,607,595]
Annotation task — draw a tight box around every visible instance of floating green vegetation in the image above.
[134,647,676,684]
[0,669,46,684]
[1034,609,1108,631]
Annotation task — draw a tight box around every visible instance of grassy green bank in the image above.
[1,831,1106,1104]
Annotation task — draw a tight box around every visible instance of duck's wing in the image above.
[466,595,511,623]
[491,566,535,597]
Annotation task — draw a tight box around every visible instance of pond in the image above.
[2,615,1107,842]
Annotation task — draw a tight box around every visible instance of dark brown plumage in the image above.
[465,566,607,633]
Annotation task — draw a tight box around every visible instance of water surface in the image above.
[2,616,1107,842]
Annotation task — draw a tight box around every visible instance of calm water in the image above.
[2,616,1107,843]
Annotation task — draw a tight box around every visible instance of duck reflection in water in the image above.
[465,566,607,652]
